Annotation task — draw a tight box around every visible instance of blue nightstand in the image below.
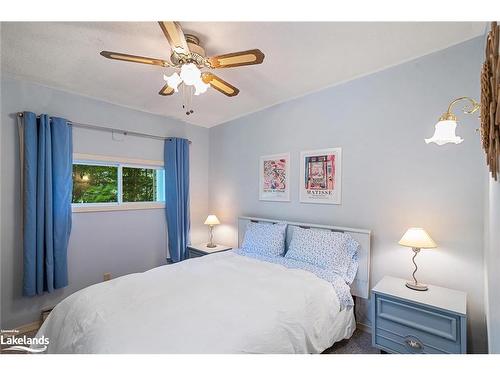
[187,243,232,258]
[372,276,467,354]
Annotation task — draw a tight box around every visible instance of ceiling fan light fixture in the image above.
[180,63,202,86]
[164,72,182,92]
[194,80,210,96]
[101,21,265,115]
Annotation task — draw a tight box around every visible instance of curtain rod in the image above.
[16,112,192,144]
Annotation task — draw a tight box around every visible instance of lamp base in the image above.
[406,281,428,291]
[206,243,217,248]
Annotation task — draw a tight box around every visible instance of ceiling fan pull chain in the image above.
[182,83,188,115]
[182,90,185,112]
[189,86,194,114]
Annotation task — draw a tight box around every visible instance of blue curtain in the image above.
[164,138,190,262]
[21,112,73,296]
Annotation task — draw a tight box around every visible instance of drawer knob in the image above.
[404,336,423,352]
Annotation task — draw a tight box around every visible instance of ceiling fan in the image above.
[100,21,265,115]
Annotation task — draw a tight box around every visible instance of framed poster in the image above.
[259,153,290,202]
[300,148,342,204]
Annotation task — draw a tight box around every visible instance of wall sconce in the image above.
[425,97,480,146]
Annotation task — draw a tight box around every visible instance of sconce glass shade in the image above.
[399,228,437,249]
[204,215,220,226]
[425,119,464,146]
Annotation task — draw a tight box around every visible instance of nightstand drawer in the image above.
[374,329,447,354]
[374,295,463,354]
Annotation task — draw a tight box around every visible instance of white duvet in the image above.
[36,251,355,353]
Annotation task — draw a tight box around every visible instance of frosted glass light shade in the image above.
[164,72,182,92]
[164,64,210,97]
[180,63,201,86]
[194,80,209,96]
[425,120,464,145]
[204,215,220,226]
[399,228,437,249]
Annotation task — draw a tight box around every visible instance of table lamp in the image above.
[398,228,437,291]
[204,215,220,248]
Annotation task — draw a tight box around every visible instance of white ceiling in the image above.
[1,22,486,127]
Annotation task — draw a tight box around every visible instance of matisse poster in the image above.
[300,148,342,204]
[259,153,290,202]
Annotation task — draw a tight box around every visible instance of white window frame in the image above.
[72,153,166,213]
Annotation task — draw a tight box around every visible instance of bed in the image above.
[35,216,371,354]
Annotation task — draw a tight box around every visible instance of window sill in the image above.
[72,202,166,213]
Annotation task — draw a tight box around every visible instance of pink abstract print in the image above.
[263,158,287,193]
[304,154,335,192]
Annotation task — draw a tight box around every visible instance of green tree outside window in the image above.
[72,164,160,204]
[72,165,118,203]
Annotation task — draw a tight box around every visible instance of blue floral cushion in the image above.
[241,222,287,256]
[285,227,360,284]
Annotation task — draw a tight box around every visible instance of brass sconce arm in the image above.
[427,96,481,145]
[440,97,480,121]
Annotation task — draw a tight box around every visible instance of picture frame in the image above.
[259,153,290,202]
[299,148,342,205]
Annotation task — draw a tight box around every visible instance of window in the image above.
[72,155,165,212]
[122,167,164,203]
[73,164,118,203]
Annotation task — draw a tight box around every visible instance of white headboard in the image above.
[237,216,371,299]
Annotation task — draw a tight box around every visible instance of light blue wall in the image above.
[0,76,210,328]
[208,37,488,353]
[486,176,500,353]
[0,35,492,354]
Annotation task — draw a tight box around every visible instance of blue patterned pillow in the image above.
[285,227,360,284]
[241,222,287,256]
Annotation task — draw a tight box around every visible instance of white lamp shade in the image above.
[399,228,437,249]
[204,215,220,226]
[425,120,464,146]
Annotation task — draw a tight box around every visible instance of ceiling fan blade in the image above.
[158,21,189,54]
[202,72,239,97]
[158,84,175,96]
[207,49,265,69]
[100,51,170,67]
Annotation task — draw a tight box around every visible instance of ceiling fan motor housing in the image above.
[170,34,207,67]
